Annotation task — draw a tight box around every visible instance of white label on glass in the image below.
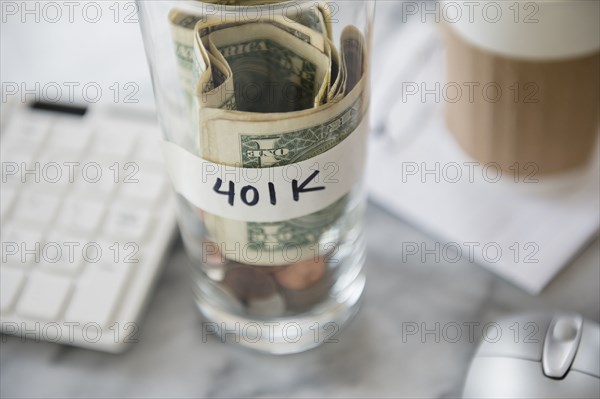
[161,117,369,223]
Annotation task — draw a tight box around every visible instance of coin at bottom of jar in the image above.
[281,273,331,313]
[274,256,327,291]
[223,265,278,302]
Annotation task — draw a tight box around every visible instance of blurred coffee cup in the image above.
[442,0,599,175]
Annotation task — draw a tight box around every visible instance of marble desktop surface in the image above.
[1,204,599,398]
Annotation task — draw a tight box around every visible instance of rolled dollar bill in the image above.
[194,21,331,112]
[169,3,331,101]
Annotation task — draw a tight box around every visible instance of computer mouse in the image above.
[462,312,600,398]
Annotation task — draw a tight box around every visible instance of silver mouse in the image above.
[463,312,600,398]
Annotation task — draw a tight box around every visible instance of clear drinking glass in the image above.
[138,0,374,354]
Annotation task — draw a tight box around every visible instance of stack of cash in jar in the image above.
[168,1,367,316]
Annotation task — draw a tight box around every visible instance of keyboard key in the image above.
[74,158,119,199]
[36,147,85,190]
[1,147,34,165]
[16,271,72,321]
[1,149,38,187]
[0,267,26,312]
[49,122,92,153]
[13,191,61,225]
[65,260,133,327]
[1,186,18,219]
[92,125,137,159]
[103,204,152,241]
[120,166,166,205]
[39,233,88,275]
[92,238,141,265]
[1,226,43,266]
[56,197,105,235]
[4,115,49,145]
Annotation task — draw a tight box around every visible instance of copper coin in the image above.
[281,275,331,312]
[274,256,327,290]
[223,265,278,301]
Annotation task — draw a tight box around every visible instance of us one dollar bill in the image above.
[169,3,331,102]
[168,5,367,266]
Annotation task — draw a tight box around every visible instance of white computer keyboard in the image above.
[0,102,177,353]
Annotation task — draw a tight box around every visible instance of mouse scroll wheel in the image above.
[542,314,584,379]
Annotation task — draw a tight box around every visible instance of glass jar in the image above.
[138,0,374,354]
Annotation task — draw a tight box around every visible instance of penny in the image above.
[282,275,331,313]
[274,256,327,290]
[223,265,278,301]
